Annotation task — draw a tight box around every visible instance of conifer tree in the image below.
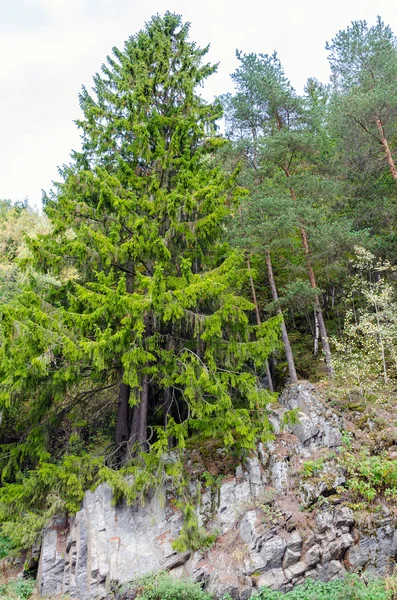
[222,52,334,375]
[327,17,397,185]
[0,13,280,472]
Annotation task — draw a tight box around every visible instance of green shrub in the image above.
[125,572,214,600]
[0,532,13,559]
[0,578,36,600]
[172,503,218,552]
[344,452,397,502]
[257,575,390,599]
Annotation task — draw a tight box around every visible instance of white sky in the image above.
[1,0,397,208]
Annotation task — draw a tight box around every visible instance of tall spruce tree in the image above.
[0,13,280,473]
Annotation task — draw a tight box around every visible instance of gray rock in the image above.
[259,536,287,570]
[333,507,354,528]
[303,544,321,567]
[218,478,253,533]
[36,383,397,598]
[37,529,66,597]
[270,459,289,493]
[286,530,303,553]
[279,383,342,450]
[285,560,307,580]
[283,548,301,568]
[346,524,397,575]
[245,456,266,498]
[322,534,353,563]
[256,568,287,591]
[239,511,259,546]
[317,559,346,581]
[315,511,333,533]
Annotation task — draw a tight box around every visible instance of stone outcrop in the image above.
[37,382,397,599]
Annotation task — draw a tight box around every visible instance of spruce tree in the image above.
[0,13,280,473]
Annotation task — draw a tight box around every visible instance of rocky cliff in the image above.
[37,383,397,599]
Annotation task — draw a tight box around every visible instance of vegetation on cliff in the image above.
[1,14,397,594]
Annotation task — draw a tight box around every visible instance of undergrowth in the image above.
[0,578,36,600]
[119,572,214,600]
[257,575,392,599]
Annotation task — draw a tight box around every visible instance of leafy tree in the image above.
[334,247,397,392]
[0,200,50,304]
[0,13,280,480]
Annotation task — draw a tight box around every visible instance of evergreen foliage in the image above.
[2,13,397,589]
[0,12,280,547]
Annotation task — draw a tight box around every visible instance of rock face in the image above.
[37,383,397,599]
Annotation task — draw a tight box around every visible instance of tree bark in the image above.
[247,257,274,391]
[265,248,298,383]
[138,373,149,451]
[115,379,131,444]
[283,169,333,376]
[164,388,174,448]
[314,310,319,357]
[128,392,141,457]
[299,226,334,375]
[127,377,149,456]
[376,118,397,183]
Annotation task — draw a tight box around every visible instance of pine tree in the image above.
[0,13,280,474]
[222,52,335,375]
[327,17,397,185]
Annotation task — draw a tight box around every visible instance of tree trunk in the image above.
[127,377,149,457]
[300,226,334,375]
[138,373,149,451]
[376,118,397,183]
[247,257,274,392]
[164,388,173,449]
[128,392,141,455]
[314,310,319,357]
[283,168,333,375]
[116,379,131,444]
[374,299,388,385]
[265,248,298,383]
[128,304,152,454]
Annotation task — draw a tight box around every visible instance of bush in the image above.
[0,578,36,600]
[0,532,13,559]
[257,575,390,600]
[123,572,214,600]
[344,452,397,502]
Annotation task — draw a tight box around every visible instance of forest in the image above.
[2,11,397,599]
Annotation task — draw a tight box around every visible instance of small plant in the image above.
[301,458,326,478]
[201,471,224,488]
[172,503,218,552]
[281,409,300,428]
[341,431,353,450]
[261,503,283,527]
[343,452,397,503]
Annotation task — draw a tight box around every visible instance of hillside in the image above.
[2,12,397,600]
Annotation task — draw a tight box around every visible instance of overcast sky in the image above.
[2,0,397,208]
